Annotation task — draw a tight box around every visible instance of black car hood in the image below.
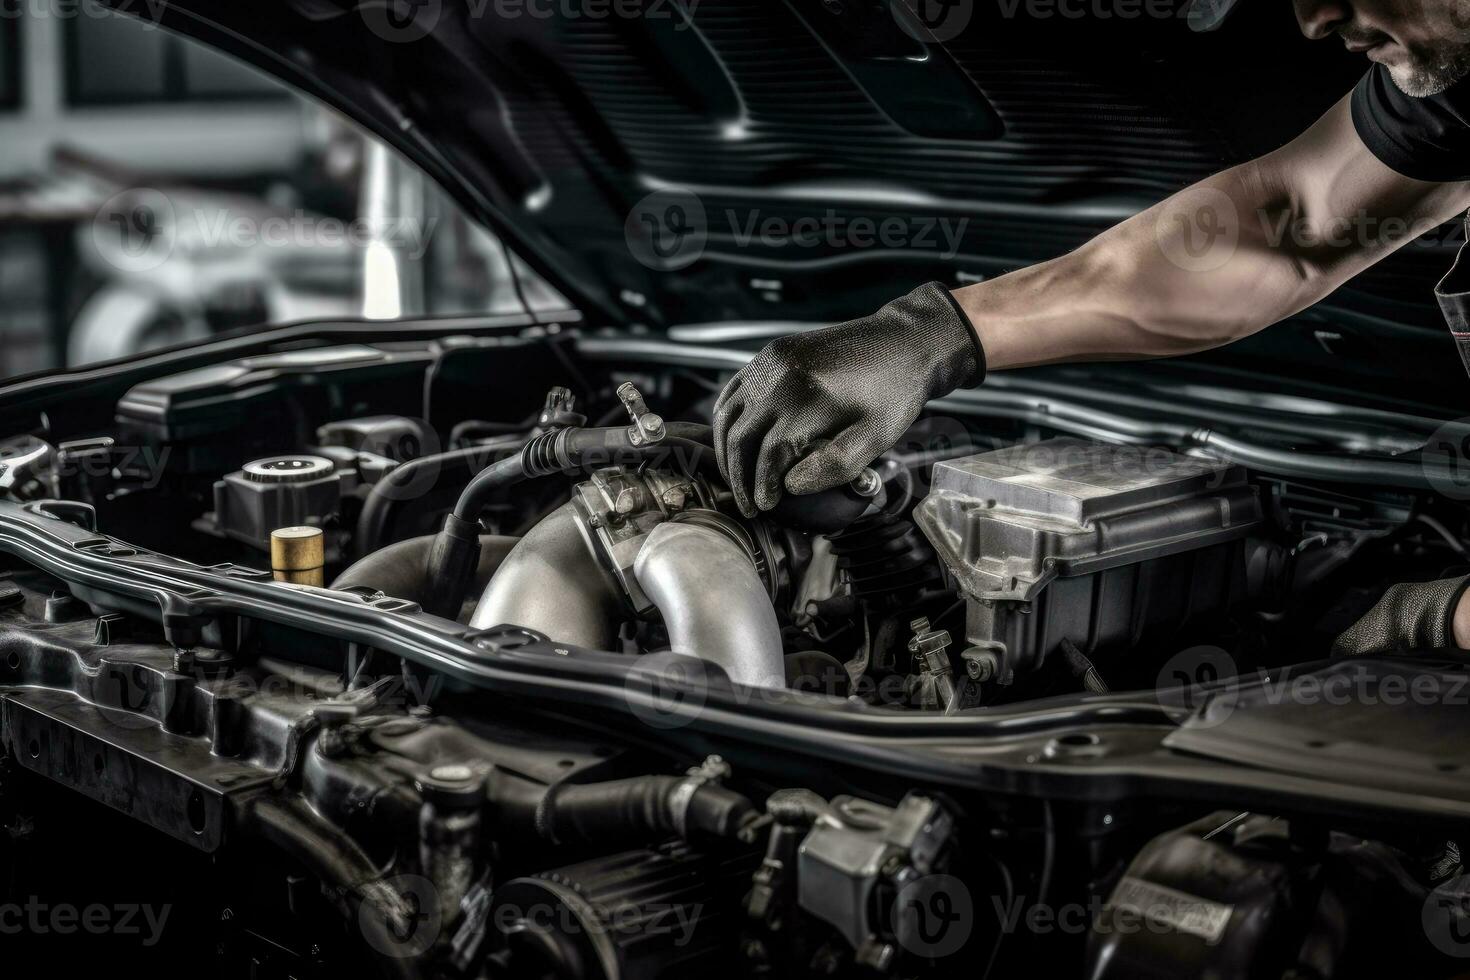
[102,0,1470,411]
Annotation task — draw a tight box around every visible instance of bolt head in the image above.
[850,468,882,498]
[963,649,998,682]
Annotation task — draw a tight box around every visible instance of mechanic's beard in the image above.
[1389,42,1470,96]
[1388,3,1470,96]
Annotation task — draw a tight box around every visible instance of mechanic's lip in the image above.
[1343,38,1387,55]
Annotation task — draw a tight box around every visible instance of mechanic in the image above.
[713,0,1470,658]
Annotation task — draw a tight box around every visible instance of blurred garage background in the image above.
[0,0,554,379]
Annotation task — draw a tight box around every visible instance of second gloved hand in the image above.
[713,282,985,517]
[1331,574,1470,657]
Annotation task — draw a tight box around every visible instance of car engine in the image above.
[0,334,1467,978]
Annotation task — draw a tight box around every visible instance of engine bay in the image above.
[2,327,1470,977]
[16,333,1451,712]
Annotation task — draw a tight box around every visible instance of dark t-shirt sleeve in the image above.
[1351,65,1470,182]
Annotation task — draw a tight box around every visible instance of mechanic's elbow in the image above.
[1253,198,1357,296]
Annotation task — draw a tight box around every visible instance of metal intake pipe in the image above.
[469,503,622,649]
[632,521,786,689]
[471,504,786,689]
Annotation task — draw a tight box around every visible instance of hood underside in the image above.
[99,0,1470,411]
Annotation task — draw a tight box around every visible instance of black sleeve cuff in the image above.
[936,285,987,388]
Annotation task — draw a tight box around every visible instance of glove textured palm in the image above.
[1331,574,1470,657]
[713,282,983,517]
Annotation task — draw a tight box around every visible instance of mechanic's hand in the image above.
[713,282,985,517]
[1331,574,1470,657]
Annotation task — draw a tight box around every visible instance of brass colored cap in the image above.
[270,526,325,572]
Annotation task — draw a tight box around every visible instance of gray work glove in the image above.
[1331,574,1470,657]
[713,282,985,518]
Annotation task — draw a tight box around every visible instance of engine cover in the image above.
[914,438,1262,682]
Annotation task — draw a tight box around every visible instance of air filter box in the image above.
[914,438,1261,682]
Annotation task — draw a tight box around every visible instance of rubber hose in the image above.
[452,453,529,523]
[453,429,721,525]
[533,776,758,848]
[333,533,519,623]
[356,444,521,558]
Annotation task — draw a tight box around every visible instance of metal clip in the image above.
[617,382,666,447]
[907,617,958,713]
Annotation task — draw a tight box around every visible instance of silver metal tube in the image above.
[633,521,786,689]
[470,503,622,648]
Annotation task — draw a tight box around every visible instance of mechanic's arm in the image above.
[961,93,1470,369]
[715,94,1470,518]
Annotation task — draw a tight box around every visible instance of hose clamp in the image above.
[669,755,731,839]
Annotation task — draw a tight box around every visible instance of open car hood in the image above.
[99,0,1470,411]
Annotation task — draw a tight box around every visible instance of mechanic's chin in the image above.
[1381,44,1470,97]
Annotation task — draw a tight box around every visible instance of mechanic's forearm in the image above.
[952,165,1332,371]
[956,90,1470,372]
[1456,589,1470,650]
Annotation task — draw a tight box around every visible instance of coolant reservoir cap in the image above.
[243,455,334,484]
